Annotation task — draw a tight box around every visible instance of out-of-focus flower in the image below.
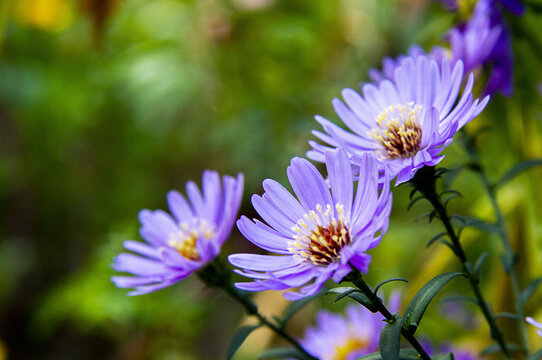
[448,0,514,96]
[229,149,392,300]
[526,317,542,337]
[15,0,74,32]
[112,171,244,295]
[368,45,448,84]
[300,292,401,360]
[424,341,478,360]
[300,305,381,360]
[308,56,489,184]
[437,0,524,16]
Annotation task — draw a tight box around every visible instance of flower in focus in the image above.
[301,293,401,360]
[112,170,244,295]
[448,0,514,96]
[526,317,542,337]
[229,149,392,300]
[308,55,489,184]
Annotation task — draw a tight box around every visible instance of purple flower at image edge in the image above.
[308,55,489,185]
[300,292,402,360]
[229,149,392,300]
[526,317,542,337]
[112,170,244,295]
[436,0,524,15]
[448,0,514,96]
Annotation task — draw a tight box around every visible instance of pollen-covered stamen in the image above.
[288,204,351,266]
[368,102,423,160]
[167,219,215,261]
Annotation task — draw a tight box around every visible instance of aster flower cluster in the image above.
[110,1,542,359]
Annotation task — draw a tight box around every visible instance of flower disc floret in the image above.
[228,149,392,300]
[308,55,489,185]
[111,170,243,295]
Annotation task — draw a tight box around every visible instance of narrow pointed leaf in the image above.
[495,312,523,321]
[379,317,402,360]
[495,159,542,190]
[358,349,420,360]
[258,347,311,360]
[426,232,448,248]
[474,252,489,277]
[326,287,377,311]
[374,278,408,295]
[480,343,522,356]
[228,325,261,359]
[521,277,542,305]
[433,353,455,360]
[403,272,464,335]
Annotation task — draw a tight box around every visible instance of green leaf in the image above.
[402,272,465,335]
[280,290,322,328]
[426,232,448,248]
[480,343,523,356]
[433,353,455,360]
[495,312,523,321]
[527,348,542,360]
[521,276,542,305]
[379,316,402,360]
[227,324,261,359]
[407,196,425,210]
[374,278,408,295]
[495,159,542,190]
[327,287,377,312]
[258,347,310,360]
[440,295,478,305]
[474,252,489,277]
[357,349,420,360]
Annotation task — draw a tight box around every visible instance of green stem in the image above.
[198,258,318,360]
[462,130,530,353]
[346,268,432,360]
[411,166,511,359]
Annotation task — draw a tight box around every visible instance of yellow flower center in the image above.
[368,103,423,160]
[167,220,215,261]
[288,204,350,266]
[329,337,369,360]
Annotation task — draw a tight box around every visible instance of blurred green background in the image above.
[0,0,541,359]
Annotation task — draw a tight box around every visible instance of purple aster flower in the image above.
[436,0,524,15]
[448,0,514,96]
[526,317,542,337]
[423,341,478,360]
[308,55,489,185]
[228,149,392,300]
[300,292,401,360]
[112,170,244,295]
[300,305,382,360]
[369,45,448,84]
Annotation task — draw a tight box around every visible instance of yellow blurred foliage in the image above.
[15,0,74,32]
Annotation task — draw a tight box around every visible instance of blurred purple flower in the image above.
[448,0,514,96]
[308,55,489,185]
[112,170,244,295]
[436,0,524,15]
[369,45,448,84]
[300,292,401,360]
[229,149,392,300]
[526,317,542,337]
[300,305,381,360]
[424,341,478,360]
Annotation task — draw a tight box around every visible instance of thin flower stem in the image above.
[346,267,432,360]
[411,166,511,359]
[462,129,530,353]
[198,258,318,360]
